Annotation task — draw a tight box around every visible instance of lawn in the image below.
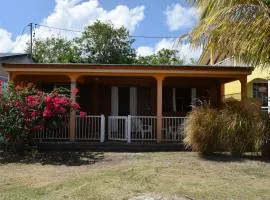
[0,151,269,200]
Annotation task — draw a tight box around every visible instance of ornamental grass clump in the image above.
[184,104,222,155]
[0,81,85,152]
[220,100,263,156]
[184,99,267,156]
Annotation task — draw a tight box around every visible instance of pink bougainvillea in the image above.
[0,82,84,149]
[80,111,87,118]
[72,87,79,95]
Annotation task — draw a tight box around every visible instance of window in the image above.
[163,87,191,114]
[253,83,268,107]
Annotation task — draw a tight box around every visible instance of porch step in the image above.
[37,142,185,152]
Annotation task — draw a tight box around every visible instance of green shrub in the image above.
[183,104,222,155]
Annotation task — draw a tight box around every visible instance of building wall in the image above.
[0,55,33,80]
[225,67,270,100]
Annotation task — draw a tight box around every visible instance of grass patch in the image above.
[0,152,269,199]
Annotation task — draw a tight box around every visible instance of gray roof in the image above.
[0,53,29,58]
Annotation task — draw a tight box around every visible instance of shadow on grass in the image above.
[200,152,269,163]
[0,150,104,166]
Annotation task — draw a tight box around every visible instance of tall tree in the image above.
[76,21,136,64]
[28,21,136,64]
[136,49,184,65]
[188,0,270,67]
[30,37,81,63]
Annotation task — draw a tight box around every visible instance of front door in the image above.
[118,87,130,116]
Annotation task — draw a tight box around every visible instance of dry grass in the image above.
[0,152,270,200]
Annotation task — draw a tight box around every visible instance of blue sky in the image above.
[0,0,201,61]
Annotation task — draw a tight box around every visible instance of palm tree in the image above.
[188,0,270,67]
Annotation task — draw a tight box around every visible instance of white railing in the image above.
[162,117,186,142]
[261,107,269,117]
[34,115,187,143]
[108,116,128,141]
[34,117,70,141]
[129,116,157,141]
[76,115,105,142]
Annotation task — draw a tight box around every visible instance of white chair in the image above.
[166,124,184,141]
[132,118,152,139]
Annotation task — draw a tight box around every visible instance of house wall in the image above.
[224,67,270,100]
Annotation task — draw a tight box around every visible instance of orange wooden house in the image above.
[3,63,252,144]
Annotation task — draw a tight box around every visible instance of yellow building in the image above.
[199,52,269,109]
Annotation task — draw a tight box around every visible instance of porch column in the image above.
[155,75,164,143]
[70,77,78,142]
[240,76,247,101]
[220,83,225,103]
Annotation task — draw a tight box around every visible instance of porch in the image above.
[3,63,253,144]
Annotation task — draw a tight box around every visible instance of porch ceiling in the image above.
[3,63,253,80]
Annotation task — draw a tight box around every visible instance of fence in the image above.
[108,116,128,141]
[35,115,186,143]
[76,115,105,142]
[34,116,70,141]
[129,116,157,141]
[162,117,186,142]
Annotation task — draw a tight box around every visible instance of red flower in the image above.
[72,88,79,95]
[45,96,52,103]
[80,111,87,118]
[31,111,41,118]
[37,90,44,95]
[25,95,40,107]
[34,124,44,130]
[43,107,53,118]
[15,85,23,90]
[72,102,80,110]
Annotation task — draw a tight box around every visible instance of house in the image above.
[2,63,252,143]
[199,51,269,111]
[0,53,33,81]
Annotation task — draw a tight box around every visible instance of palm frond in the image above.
[186,0,270,67]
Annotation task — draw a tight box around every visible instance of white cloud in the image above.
[155,38,176,52]
[179,42,202,62]
[165,4,200,31]
[136,39,202,63]
[0,28,13,52]
[0,0,145,53]
[136,46,154,56]
[44,0,145,33]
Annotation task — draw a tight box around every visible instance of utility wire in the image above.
[7,23,184,53]
[8,25,28,53]
[34,23,180,39]
[35,23,82,33]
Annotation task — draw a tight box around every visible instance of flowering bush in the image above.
[0,81,84,151]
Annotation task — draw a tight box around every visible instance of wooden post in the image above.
[240,76,247,101]
[70,77,77,142]
[155,75,164,143]
[220,83,225,103]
